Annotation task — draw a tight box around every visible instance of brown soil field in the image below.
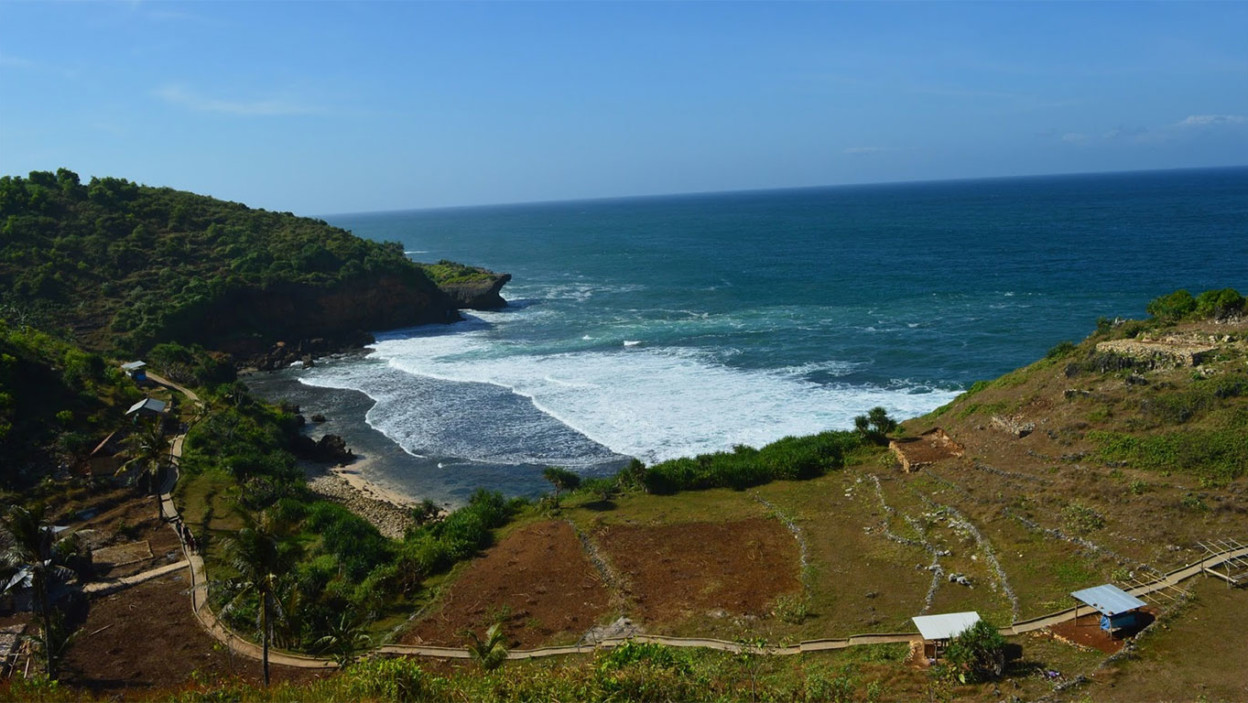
[64,488,183,581]
[1047,610,1158,654]
[63,572,326,697]
[597,517,801,627]
[400,520,611,649]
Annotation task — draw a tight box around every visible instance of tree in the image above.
[465,622,508,671]
[853,406,897,445]
[222,514,301,686]
[315,610,372,667]
[942,619,1006,684]
[0,504,75,679]
[541,466,581,507]
[122,419,171,495]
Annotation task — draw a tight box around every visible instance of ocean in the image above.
[244,167,1248,508]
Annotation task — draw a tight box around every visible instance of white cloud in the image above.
[1177,114,1246,127]
[154,84,321,116]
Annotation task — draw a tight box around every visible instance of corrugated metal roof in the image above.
[1071,584,1147,616]
[912,611,981,641]
[126,397,167,415]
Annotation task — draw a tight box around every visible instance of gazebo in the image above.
[912,611,981,659]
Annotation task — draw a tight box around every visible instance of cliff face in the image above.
[179,273,462,357]
[438,272,513,310]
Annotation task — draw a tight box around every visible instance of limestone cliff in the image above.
[173,272,461,358]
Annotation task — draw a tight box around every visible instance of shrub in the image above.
[1046,340,1078,359]
[1195,288,1245,320]
[1146,289,1197,321]
[941,620,1006,684]
[342,657,438,702]
[853,407,897,445]
[1061,503,1105,534]
[640,431,857,494]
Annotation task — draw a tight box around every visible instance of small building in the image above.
[126,397,167,418]
[1071,584,1147,633]
[120,361,148,383]
[890,428,965,473]
[912,611,981,659]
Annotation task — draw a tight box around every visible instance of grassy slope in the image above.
[394,313,1248,701]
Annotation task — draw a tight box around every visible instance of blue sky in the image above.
[2,1,1246,214]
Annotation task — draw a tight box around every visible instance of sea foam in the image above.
[301,310,959,467]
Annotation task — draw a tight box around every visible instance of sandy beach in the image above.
[302,456,421,540]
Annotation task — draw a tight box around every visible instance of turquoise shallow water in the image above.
[248,167,1248,506]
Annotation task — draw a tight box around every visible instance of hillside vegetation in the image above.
[0,169,463,356]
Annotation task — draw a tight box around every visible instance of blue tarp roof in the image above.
[1071,584,1147,616]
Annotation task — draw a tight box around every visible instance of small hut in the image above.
[120,361,148,383]
[912,611,981,660]
[1071,584,1147,633]
[125,397,167,418]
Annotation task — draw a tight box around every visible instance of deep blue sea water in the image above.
[246,167,1248,507]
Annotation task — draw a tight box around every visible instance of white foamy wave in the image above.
[357,323,958,465]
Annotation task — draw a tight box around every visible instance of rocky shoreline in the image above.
[303,461,417,540]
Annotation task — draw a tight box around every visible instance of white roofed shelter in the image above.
[912,611,981,659]
[126,397,167,417]
[1071,584,1147,633]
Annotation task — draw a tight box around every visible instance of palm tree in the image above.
[315,610,372,667]
[0,504,74,679]
[222,514,300,686]
[465,622,508,671]
[121,418,170,495]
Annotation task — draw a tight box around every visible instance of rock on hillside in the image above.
[439,272,512,309]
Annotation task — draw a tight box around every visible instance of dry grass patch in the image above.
[400,520,611,649]
[596,517,800,635]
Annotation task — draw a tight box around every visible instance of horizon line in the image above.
[319,164,1248,220]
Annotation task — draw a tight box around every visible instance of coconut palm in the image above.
[0,504,75,679]
[315,609,372,667]
[465,622,508,671]
[121,418,170,495]
[222,514,301,686]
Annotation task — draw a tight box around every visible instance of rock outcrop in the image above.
[438,272,512,310]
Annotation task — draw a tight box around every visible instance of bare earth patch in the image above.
[598,517,800,627]
[64,572,326,696]
[1045,610,1159,654]
[401,520,611,649]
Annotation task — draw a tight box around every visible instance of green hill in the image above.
[0,169,482,357]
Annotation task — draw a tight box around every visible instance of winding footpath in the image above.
[126,373,1247,666]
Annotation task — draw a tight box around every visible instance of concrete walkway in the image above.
[83,560,190,596]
